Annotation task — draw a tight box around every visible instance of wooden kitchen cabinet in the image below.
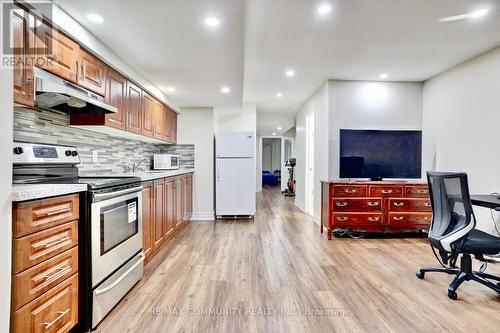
[164,178,175,237]
[142,92,155,137]
[142,181,154,262]
[169,108,178,143]
[78,48,106,96]
[33,17,80,83]
[182,174,193,222]
[174,177,183,228]
[12,8,34,107]
[153,101,167,141]
[126,80,143,134]
[153,179,165,250]
[104,67,127,129]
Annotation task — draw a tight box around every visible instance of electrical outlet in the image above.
[92,150,99,163]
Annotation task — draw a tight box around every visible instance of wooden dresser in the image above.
[11,194,80,333]
[321,181,431,240]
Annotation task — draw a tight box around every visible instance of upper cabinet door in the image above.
[104,67,127,130]
[141,92,155,137]
[168,108,177,144]
[126,81,143,134]
[12,8,34,107]
[34,17,79,83]
[153,100,165,140]
[78,48,106,96]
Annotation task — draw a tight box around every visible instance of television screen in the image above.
[339,129,422,179]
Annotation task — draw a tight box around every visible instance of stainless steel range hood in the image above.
[35,67,117,114]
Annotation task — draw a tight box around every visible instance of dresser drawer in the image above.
[332,198,382,212]
[389,198,432,212]
[332,213,383,225]
[388,212,432,227]
[14,194,79,238]
[12,273,78,333]
[13,221,78,274]
[405,185,429,198]
[12,247,78,310]
[332,185,367,197]
[369,185,403,197]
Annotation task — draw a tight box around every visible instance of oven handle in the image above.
[94,252,144,295]
[93,186,143,202]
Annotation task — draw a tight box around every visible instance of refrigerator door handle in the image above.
[217,159,220,181]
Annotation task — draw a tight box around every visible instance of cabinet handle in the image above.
[32,235,70,250]
[344,189,357,194]
[336,217,348,222]
[44,207,71,216]
[367,201,379,207]
[393,202,404,207]
[424,216,431,221]
[392,216,404,221]
[335,202,347,207]
[42,309,69,329]
[381,189,393,194]
[424,202,432,207]
[417,189,428,194]
[42,265,71,282]
[368,217,380,222]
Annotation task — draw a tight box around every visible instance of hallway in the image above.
[95,186,500,333]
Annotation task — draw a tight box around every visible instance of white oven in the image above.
[153,154,180,170]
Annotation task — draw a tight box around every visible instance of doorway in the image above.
[262,137,282,188]
[306,112,315,216]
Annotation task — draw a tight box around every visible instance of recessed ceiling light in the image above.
[276,92,283,98]
[438,8,489,22]
[221,86,230,94]
[272,132,276,136]
[317,4,332,15]
[379,73,388,79]
[277,126,282,130]
[87,13,104,24]
[205,17,220,27]
[167,87,175,93]
[285,70,295,77]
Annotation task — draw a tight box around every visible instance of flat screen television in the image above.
[339,129,422,180]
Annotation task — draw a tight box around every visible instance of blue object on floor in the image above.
[262,170,279,186]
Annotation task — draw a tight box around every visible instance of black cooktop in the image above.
[13,175,141,190]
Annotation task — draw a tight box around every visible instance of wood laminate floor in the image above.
[95,186,500,333]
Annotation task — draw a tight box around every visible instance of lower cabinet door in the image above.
[141,182,154,261]
[12,273,78,333]
[153,179,165,250]
[388,212,432,228]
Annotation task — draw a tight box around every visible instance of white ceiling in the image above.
[56,0,245,109]
[56,0,500,117]
[244,0,500,114]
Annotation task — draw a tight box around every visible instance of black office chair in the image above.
[416,171,500,299]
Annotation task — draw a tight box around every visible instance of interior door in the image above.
[216,158,255,216]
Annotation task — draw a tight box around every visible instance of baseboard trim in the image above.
[190,211,215,221]
[294,201,320,225]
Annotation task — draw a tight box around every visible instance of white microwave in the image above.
[153,154,180,170]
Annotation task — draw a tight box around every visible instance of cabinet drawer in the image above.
[389,198,432,212]
[369,185,403,197]
[12,273,78,333]
[388,213,432,227]
[12,247,78,310]
[332,185,367,197]
[332,198,382,212]
[332,213,383,225]
[14,194,79,238]
[13,221,78,274]
[405,185,429,198]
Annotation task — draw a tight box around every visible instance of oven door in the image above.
[91,189,142,287]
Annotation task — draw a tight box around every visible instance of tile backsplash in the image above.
[14,107,194,175]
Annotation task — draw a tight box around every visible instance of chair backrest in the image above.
[426,171,476,252]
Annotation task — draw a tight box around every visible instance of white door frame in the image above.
[306,112,315,216]
[260,136,285,189]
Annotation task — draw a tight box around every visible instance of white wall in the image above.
[295,82,329,221]
[0,6,14,330]
[177,107,215,220]
[423,46,500,235]
[329,80,423,178]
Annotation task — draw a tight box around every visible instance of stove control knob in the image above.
[65,150,72,156]
[71,150,78,156]
[13,147,24,155]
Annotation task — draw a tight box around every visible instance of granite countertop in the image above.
[82,168,195,182]
[12,183,88,202]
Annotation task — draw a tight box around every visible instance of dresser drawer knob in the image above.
[417,189,428,194]
[368,217,380,222]
[381,189,393,194]
[344,189,357,194]
[393,216,404,221]
[367,201,379,207]
[336,217,348,222]
[424,202,432,207]
[424,216,431,221]
[335,202,348,207]
[393,202,404,207]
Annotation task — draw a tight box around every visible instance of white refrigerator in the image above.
[215,131,256,217]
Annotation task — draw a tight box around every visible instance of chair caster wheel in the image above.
[416,271,425,279]
[448,290,458,300]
